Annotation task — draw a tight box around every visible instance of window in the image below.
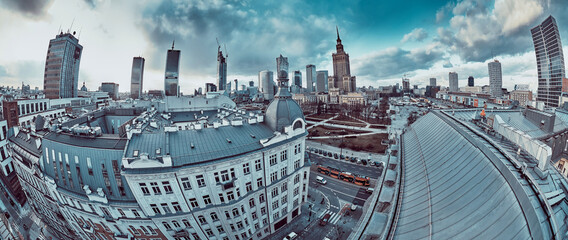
[198,215,207,225]
[270,172,277,182]
[280,150,288,161]
[236,221,243,229]
[236,188,241,197]
[294,159,300,169]
[294,174,300,184]
[210,212,219,221]
[205,229,214,237]
[230,224,235,231]
[259,194,265,203]
[161,203,171,214]
[294,187,299,196]
[181,177,192,190]
[150,204,160,214]
[257,178,263,188]
[118,209,126,218]
[271,188,279,198]
[294,143,301,154]
[196,175,206,187]
[217,225,225,233]
[150,182,161,194]
[261,207,267,215]
[219,193,225,203]
[273,212,279,220]
[162,181,173,194]
[140,183,150,195]
[183,219,191,228]
[203,195,212,205]
[225,211,231,219]
[262,218,268,225]
[269,154,277,166]
[239,163,249,176]
[227,191,235,201]
[172,202,182,212]
[252,211,258,220]
[281,183,288,192]
[293,199,299,207]
[249,198,255,208]
[148,226,157,235]
[246,182,252,192]
[172,220,181,228]
[132,209,140,217]
[232,208,239,216]
[281,195,288,204]
[281,167,287,177]
[162,222,171,230]
[255,159,262,171]
[189,198,199,208]
[272,201,279,210]
[304,171,307,179]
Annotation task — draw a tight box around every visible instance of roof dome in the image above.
[265,96,304,132]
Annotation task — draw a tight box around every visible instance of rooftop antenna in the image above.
[216,37,220,50]
[69,18,75,33]
[77,27,82,39]
[224,44,228,58]
[172,39,175,50]
[57,24,62,34]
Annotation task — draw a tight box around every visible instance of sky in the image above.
[0,0,567,94]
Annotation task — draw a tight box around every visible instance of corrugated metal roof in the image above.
[44,132,127,150]
[126,123,276,166]
[395,113,532,239]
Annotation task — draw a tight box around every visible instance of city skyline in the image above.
[0,0,567,94]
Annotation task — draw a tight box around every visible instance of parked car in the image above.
[366,188,374,193]
[320,213,331,226]
[316,176,327,185]
[334,153,338,159]
[351,158,357,163]
[328,152,332,157]
[340,154,345,160]
[350,204,357,211]
[361,159,368,165]
[283,232,298,240]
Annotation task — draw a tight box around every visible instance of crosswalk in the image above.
[317,208,342,225]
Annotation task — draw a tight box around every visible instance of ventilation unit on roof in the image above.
[226,138,232,143]
[190,143,195,149]
[250,134,256,138]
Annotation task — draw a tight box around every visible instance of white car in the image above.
[283,232,298,240]
[316,176,327,185]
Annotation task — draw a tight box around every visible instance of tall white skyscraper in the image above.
[532,15,566,107]
[217,45,227,91]
[43,31,83,99]
[306,64,316,92]
[316,70,328,92]
[488,60,503,98]
[449,72,458,92]
[259,70,274,100]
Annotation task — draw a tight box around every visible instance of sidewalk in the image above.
[306,140,387,164]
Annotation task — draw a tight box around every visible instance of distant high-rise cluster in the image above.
[43,31,83,99]
[532,15,566,107]
[130,57,145,99]
[488,60,503,98]
[329,27,356,92]
[316,70,328,92]
[306,64,316,92]
[449,72,458,92]
[164,42,180,97]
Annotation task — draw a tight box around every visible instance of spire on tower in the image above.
[336,25,340,41]
[172,40,175,50]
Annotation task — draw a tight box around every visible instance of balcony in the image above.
[114,233,134,240]
[173,229,189,238]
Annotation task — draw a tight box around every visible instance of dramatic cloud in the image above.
[1,0,53,19]
[433,0,568,63]
[442,60,453,68]
[353,44,445,80]
[401,28,428,43]
[139,0,337,84]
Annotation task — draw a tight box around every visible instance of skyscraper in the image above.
[259,70,274,100]
[449,72,458,92]
[330,26,356,92]
[316,70,328,92]
[306,64,316,92]
[293,71,302,88]
[217,45,227,91]
[488,60,503,98]
[468,76,474,87]
[402,78,410,92]
[532,15,566,107]
[130,57,145,99]
[101,82,119,100]
[43,31,83,99]
[430,78,437,87]
[164,41,180,96]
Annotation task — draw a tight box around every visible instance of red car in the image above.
[319,213,331,226]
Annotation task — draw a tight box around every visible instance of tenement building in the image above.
[9,56,308,240]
